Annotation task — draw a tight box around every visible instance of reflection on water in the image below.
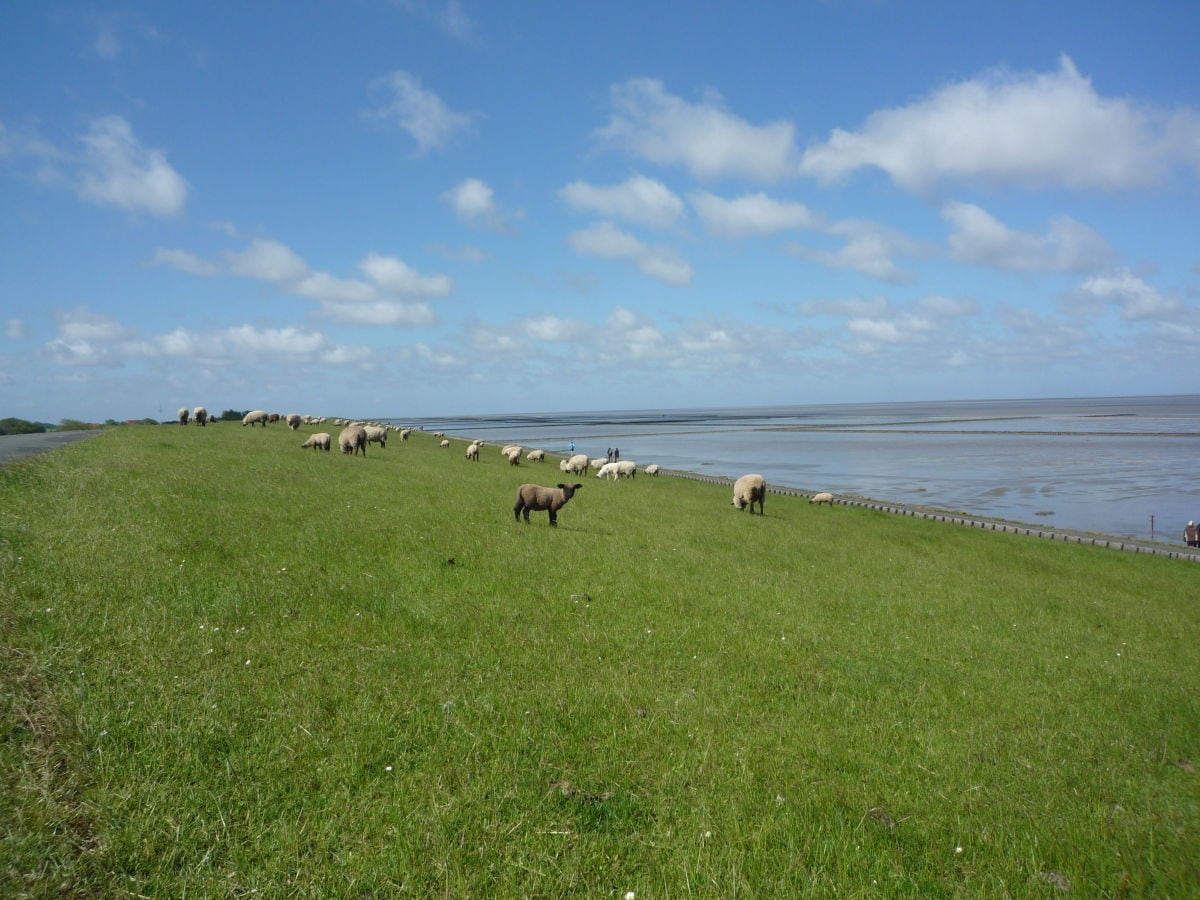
[392,395,1200,542]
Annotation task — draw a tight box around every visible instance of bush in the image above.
[219,409,248,422]
[0,417,47,435]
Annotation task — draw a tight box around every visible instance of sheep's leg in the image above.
[548,510,557,527]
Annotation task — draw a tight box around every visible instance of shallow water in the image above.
[389,395,1200,542]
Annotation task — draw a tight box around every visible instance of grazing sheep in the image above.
[505,448,522,466]
[177,407,189,426]
[513,482,583,527]
[596,462,620,480]
[268,413,281,424]
[501,445,522,459]
[564,454,590,475]
[644,464,660,476]
[400,428,411,442]
[339,425,368,456]
[465,442,480,461]
[301,432,332,452]
[810,492,834,505]
[364,425,388,448]
[526,449,545,462]
[590,458,607,471]
[617,460,637,479]
[192,406,208,427]
[732,474,766,515]
[286,413,302,431]
[440,439,450,448]
[242,410,269,427]
[559,459,570,472]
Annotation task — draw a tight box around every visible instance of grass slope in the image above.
[2,425,1198,897]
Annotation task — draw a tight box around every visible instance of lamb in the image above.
[732,474,766,515]
[564,454,590,475]
[501,445,522,458]
[505,448,522,466]
[178,407,189,426]
[440,439,450,448]
[192,406,208,427]
[286,413,302,431]
[513,482,583,527]
[242,410,269,427]
[617,460,637,478]
[301,432,332,452]
[339,425,368,456]
[810,492,834,505]
[465,442,480,461]
[526,449,545,462]
[596,462,620,480]
[364,425,388,448]
[644,464,660,476]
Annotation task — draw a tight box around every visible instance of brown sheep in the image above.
[513,483,583,527]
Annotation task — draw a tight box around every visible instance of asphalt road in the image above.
[0,430,103,465]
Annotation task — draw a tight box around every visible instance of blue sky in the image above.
[2,1,1198,422]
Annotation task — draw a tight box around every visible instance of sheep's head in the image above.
[557,483,583,500]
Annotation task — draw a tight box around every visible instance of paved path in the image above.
[0,430,103,465]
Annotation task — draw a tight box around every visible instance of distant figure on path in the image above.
[568,440,575,453]
[606,447,613,462]
[613,447,620,461]
[1186,521,1199,547]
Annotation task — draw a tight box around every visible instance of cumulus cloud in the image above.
[5,319,26,339]
[943,202,1115,273]
[691,190,820,238]
[76,116,187,216]
[1076,268,1182,321]
[796,294,977,352]
[366,70,473,154]
[559,175,684,228]
[224,239,309,282]
[786,219,921,284]
[392,0,477,42]
[567,221,693,285]
[800,55,1200,192]
[521,314,588,342]
[150,248,219,276]
[442,178,520,233]
[597,78,801,182]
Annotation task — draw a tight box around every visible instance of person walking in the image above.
[1185,521,1199,548]
[568,440,575,454]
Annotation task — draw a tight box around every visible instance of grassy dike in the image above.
[2,424,1197,897]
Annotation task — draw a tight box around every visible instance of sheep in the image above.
[559,458,570,472]
[242,410,269,427]
[732,474,766,515]
[505,448,522,466]
[810,492,834,505]
[465,442,480,461]
[596,462,620,480]
[644,464,660,476]
[339,425,368,456]
[501,445,522,458]
[192,406,208,427]
[268,413,281,424]
[364,425,388,448]
[526,449,545,462]
[177,407,189,426]
[564,454,590,475]
[400,428,411,442]
[590,457,607,471]
[513,482,583,527]
[440,439,450,448]
[286,413,302,431]
[617,460,637,479]
[301,432,332,452]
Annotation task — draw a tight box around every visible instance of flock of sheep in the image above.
[181,405,837,526]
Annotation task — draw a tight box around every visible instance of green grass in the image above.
[2,424,1198,897]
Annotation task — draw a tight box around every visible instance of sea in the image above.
[388,395,1200,544]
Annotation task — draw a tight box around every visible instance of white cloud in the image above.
[787,220,919,284]
[442,178,519,233]
[800,55,1200,192]
[224,239,309,282]
[150,248,219,276]
[392,0,476,42]
[943,202,1115,273]
[4,319,25,339]
[76,116,187,216]
[521,315,587,342]
[1076,269,1182,321]
[360,253,453,297]
[567,221,692,286]
[559,175,684,228]
[597,78,801,181]
[690,190,820,238]
[366,70,473,154]
[318,300,436,327]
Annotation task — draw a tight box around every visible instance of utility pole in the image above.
[1149,515,1155,539]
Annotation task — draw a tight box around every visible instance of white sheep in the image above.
[644,464,660,476]
[596,462,620,480]
[513,482,583,527]
[526,449,545,462]
[440,439,450,448]
[301,432,332,452]
[339,425,368,456]
[364,425,388,448]
[590,457,607,471]
[505,448,522,466]
[177,407,190,426]
[400,428,411,442]
[501,445,523,458]
[285,413,302,431]
[192,406,208,427]
[732,474,766,515]
[564,454,590,475]
[617,460,637,478]
[242,410,269,427]
[810,492,834,505]
[465,442,480,461]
